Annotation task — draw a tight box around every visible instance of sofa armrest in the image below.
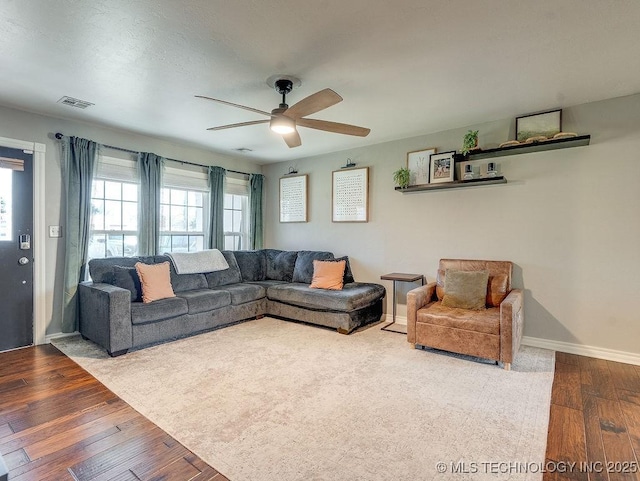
[499,288,524,364]
[406,281,436,344]
[79,281,132,355]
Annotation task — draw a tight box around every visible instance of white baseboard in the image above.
[45,331,79,343]
[522,336,640,366]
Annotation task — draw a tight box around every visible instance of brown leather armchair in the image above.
[407,259,523,370]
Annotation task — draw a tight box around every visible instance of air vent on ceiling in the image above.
[57,96,94,109]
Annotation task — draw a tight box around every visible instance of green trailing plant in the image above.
[393,167,411,189]
[461,129,479,155]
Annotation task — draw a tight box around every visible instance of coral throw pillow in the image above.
[135,261,176,303]
[310,259,346,290]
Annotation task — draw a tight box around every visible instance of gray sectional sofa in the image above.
[79,249,385,356]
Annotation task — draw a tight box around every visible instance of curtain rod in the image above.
[54,132,251,177]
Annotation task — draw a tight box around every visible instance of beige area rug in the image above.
[53,318,555,481]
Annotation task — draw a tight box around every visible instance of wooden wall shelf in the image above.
[396,176,507,193]
[466,135,590,161]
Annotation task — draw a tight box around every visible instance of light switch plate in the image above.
[49,225,62,238]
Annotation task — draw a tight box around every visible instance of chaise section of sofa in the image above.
[79,249,385,356]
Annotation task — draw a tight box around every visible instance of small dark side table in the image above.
[380,272,425,333]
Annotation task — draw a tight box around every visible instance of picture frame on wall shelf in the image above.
[406,147,436,186]
[332,167,369,223]
[279,174,308,223]
[515,109,562,143]
[429,151,456,184]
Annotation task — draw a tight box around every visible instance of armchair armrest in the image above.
[79,281,132,356]
[499,288,524,364]
[406,281,436,344]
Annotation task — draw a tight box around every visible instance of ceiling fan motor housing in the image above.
[274,79,293,95]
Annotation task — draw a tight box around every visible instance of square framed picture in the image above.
[516,109,562,142]
[406,147,436,186]
[429,151,456,184]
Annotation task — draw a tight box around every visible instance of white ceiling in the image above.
[1,1,639,164]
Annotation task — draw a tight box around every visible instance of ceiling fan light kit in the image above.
[197,75,370,148]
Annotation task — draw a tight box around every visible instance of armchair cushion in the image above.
[441,269,489,310]
[417,302,500,335]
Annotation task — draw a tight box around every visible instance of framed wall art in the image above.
[429,151,455,184]
[332,167,369,222]
[406,147,435,186]
[516,109,562,142]
[279,174,308,223]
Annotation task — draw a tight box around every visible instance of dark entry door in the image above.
[0,146,34,351]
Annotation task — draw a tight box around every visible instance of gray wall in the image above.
[263,93,640,356]
[0,105,262,335]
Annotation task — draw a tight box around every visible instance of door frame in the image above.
[0,135,46,346]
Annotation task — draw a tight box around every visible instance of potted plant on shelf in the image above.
[461,130,479,155]
[393,167,411,189]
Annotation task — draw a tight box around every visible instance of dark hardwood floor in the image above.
[1,345,640,481]
[544,352,640,481]
[0,344,227,481]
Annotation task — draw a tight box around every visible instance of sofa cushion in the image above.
[417,302,500,335]
[310,259,346,290]
[206,251,243,287]
[88,256,156,283]
[267,282,384,312]
[292,251,335,284]
[135,262,176,303]
[246,280,289,289]
[442,269,489,310]
[212,283,266,305]
[333,256,355,284]
[177,289,231,314]
[264,249,298,282]
[149,255,208,293]
[131,296,188,325]
[109,266,142,302]
[234,250,266,282]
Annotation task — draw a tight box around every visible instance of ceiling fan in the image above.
[196,76,370,148]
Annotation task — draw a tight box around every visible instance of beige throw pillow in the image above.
[135,261,176,303]
[309,259,346,290]
[441,269,489,310]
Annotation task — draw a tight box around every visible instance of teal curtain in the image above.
[61,136,99,332]
[138,152,164,255]
[249,173,264,249]
[207,166,226,249]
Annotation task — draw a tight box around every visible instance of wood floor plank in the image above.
[0,423,12,438]
[619,400,640,471]
[607,362,640,393]
[552,361,583,410]
[596,395,640,481]
[143,456,202,481]
[545,403,588,481]
[582,395,609,481]
[583,358,618,401]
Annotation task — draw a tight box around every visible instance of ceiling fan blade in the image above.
[206,120,269,131]
[296,118,370,137]
[283,129,302,148]
[283,89,343,119]
[195,95,271,117]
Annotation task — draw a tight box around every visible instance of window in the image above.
[224,175,249,250]
[88,156,139,260]
[160,163,209,253]
[160,188,206,253]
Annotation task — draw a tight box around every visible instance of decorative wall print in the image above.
[279,174,308,223]
[406,148,435,186]
[429,151,456,184]
[516,109,562,142]
[332,167,369,222]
